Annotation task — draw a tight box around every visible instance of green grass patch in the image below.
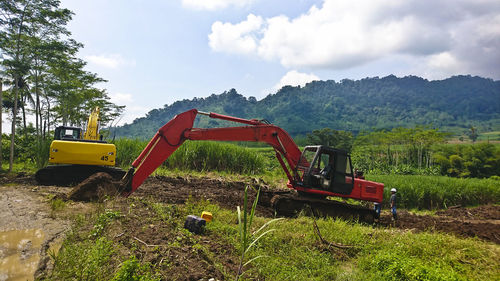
[366,175,500,209]
[478,131,500,141]
[50,198,66,212]
[0,162,37,174]
[47,195,500,281]
[204,205,499,280]
[45,206,160,280]
[47,213,118,280]
[112,255,160,281]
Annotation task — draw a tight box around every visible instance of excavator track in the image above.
[35,165,126,186]
[271,193,376,223]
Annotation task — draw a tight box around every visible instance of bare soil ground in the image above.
[1,173,499,280]
[134,175,279,217]
[378,210,500,244]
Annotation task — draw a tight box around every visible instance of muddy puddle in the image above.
[0,229,44,281]
[0,184,70,281]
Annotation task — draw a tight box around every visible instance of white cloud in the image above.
[109,92,148,125]
[109,92,133,104]
[85,54,136,69]
[182,0,255,11]
[274,70,319,91]
[208,0,500,78]
[209,14,263,54]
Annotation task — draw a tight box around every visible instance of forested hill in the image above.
[114,75,500,139]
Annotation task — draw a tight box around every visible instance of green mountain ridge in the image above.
[114,75,500,139]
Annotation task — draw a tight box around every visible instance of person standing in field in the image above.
[390,188,397,221]
[374,202,381,221]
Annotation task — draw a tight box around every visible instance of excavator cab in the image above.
[54,126,82,141]
[296,146,354,195]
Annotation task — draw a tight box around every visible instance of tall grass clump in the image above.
[113,138,148,167]
[34,138,52,168]
[367,174,500,209]
[164,141,265,175]
[235,186,282,280]
[114,139,266,175]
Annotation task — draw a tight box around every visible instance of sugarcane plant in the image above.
[235,185,283,280]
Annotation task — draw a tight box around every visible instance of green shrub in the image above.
[114,138,148,167]
[50,237,115,280]
[112,255,160,281]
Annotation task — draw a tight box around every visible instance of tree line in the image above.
[307,126,500,179]
[0,0,123,170]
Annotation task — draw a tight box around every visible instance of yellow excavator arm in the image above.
[83,107,100,140]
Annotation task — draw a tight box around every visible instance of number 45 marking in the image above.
[100,156,109,161]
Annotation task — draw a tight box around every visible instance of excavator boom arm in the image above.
[83,107,101,141]
[123,109,302,194]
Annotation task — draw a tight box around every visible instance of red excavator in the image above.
[120,109,384,222]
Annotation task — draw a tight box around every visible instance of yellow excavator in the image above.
[35,107,126,185]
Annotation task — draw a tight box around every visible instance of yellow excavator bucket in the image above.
[49,140,116,166]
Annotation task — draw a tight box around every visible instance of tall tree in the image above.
[0,0,72,171]
[0,73,3,169]
[0,51,5,169]
[468,126,478,143]
[0,0,124,169]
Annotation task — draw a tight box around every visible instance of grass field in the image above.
[45,197,500,280]
[478,131,500,141]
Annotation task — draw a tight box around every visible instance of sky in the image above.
[57,0,500,125]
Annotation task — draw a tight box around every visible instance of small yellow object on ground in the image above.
[201,211,213,222]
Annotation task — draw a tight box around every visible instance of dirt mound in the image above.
[67,172,122,201]
[436,205,500,220]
